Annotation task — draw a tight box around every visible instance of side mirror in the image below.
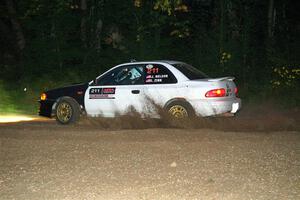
[92,79,97,85]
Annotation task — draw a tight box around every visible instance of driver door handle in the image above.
[131,90,140,94]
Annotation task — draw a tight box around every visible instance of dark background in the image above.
[0,0,299,113]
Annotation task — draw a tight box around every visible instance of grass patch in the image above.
[0,81,39,115]
[0,81,17,114]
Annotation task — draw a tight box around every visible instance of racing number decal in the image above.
[147,67,159,74]
[146,64,159,74]
[89,88,116,99]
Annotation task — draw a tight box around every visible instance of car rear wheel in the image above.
[55,97,80,124]
[166,101,195,119]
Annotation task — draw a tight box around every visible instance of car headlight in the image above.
[40,93,47,101]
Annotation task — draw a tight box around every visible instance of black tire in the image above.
[165,101,195,119]
[55,97,80,124]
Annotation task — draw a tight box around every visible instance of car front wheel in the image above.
[55,97,80,124]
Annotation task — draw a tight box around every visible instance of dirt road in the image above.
[0,120,299,200]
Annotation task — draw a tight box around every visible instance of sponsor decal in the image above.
[145,79,153,83]
[153,79,162,82]
[145,78,162,83]
[154,74,168,78]
[102,88,115,94]
[145,73,169,84]
[89,87,116,99]
[146,75,153,79]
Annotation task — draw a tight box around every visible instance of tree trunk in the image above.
[51,21,63,72]
[5,0,25,52]
[240,2,250,88]
[5,0,25,80]
[154,27,161,51]
[95,19,103,50]
[219,0,225,71]
[267,0,274,38]
[80,0,87,48]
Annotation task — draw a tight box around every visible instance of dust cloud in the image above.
[78,102,299,132]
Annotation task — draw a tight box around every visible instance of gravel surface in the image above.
[0,121,299,200]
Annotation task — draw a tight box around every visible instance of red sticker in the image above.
[103,88,115,94]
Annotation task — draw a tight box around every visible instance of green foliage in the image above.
[271,66,300,89]
[0,81,16,114]
[0,0,299,112]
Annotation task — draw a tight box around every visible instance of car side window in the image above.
[144,64,177,84]
[97,65,144,85]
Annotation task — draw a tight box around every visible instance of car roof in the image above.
[120,60,189,82]
[122,60,184,65]
[92,60,190,84]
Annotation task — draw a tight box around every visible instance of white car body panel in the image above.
[84,61,242,117]
[84,85,145,117]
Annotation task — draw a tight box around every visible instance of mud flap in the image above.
[230,102,240,113]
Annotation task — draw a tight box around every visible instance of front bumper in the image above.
[39,99,56,118]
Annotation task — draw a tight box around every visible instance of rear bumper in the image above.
[190,97,242,117]
[39,100,55,118]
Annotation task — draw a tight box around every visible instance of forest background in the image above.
[0,0,299,114]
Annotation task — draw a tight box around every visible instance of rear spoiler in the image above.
[207,76,235,82]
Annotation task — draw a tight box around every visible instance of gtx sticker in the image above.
[89,87,115,99]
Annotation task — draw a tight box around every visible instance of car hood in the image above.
[45,83,89,100]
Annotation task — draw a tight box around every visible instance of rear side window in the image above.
[172,63,209,80]
[144,64,177,84]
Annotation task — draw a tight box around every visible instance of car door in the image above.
[84,64,146,117]
[142,63,179,115]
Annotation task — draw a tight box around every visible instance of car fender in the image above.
[164,98,196,117]
[164,97,193,110]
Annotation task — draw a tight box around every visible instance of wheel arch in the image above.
[164,97,189,109]
[164,97,195,112]
[164,97,196,118]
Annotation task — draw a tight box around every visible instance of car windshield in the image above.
[172,63,209,80]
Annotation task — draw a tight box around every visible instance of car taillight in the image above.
[234,87,238,95]
[205,88,226,97]
[40,93,47,101]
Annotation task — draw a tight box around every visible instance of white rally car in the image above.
[39,60,241,124]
